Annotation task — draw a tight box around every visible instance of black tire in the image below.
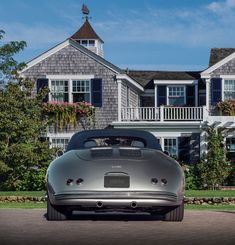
[163,202,184,222]
[47,199,68,221]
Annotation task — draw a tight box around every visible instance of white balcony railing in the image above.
[121,106,203,122]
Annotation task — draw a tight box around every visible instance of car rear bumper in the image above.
[48,191,183,208]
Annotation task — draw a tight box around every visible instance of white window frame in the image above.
[163,138,178,157]
[47,75,94,103]
[72,80,91,103]
[50,80,69,103]
[223,79,235,101]
[51,138,70,151]
[167,85,186,106]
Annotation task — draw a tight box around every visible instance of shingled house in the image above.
[21,17,235,164]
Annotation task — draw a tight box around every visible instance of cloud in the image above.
[93,2,235,48]
[207,0,235,13]
[1,22,69,49]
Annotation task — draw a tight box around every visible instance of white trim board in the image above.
[46,74,95,80]
[116,74,144,92]
[201,51,235,77]
[154,80,198,85]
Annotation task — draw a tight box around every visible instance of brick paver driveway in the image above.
[0,209,234,245]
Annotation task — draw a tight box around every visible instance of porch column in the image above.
[117,80,122,122]
[194,83,198,107]
[154,84,158,107]
[206,79,210,110]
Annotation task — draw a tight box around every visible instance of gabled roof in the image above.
[209,48,235,67]
[21,38,122,74]
[70,19,104,43]
[128,70,201,88]
[201,48,235,77]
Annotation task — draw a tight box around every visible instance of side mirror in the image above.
[164,151,169,156]
[56,150,64,157]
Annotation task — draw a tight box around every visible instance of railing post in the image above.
[160,106,164,122]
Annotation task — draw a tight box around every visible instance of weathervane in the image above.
[82,4,91,20]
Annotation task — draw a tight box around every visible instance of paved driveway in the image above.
[0,209,234,245]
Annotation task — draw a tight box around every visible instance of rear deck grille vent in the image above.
[91,149,113,157]
[119,149,142,157]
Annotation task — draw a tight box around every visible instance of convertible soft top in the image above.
[66,129,162,151]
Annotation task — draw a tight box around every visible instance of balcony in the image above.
[120,106,204,122]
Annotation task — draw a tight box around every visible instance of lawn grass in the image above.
[185,190,235,197]
[0,191,45,197]
[0,202,46,209]
[186,204,235,212]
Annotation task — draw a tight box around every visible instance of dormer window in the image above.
[168,86,185,106]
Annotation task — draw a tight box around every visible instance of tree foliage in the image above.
[198,124,233,190]
[0,31,55,190]
[0,30,26,86]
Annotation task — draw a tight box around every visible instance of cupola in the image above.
[70,5,104,57]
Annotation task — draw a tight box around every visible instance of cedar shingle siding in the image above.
[22,45,118,129]
[211,57,235,76]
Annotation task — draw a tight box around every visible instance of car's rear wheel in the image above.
[163,202,184,222]
[47,199,68,221]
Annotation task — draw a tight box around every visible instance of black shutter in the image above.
[211,78,222,105]
[36,78,49,102]
[178,137,190,163]
[186,85,195,106]
[157,85,166,106]
[91,78,102,107]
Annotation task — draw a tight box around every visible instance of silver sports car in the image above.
[46,129,185,221]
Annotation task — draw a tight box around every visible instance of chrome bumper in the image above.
[48,191,183,207]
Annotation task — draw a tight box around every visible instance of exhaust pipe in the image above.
[96,201,103,208]
[131,201,137,208]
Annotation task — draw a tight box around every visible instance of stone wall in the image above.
[184,197,235,205]
[1,196,235,205]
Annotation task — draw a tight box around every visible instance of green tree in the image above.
[0,30,26,86]
[198,124,233,190]
[0,31,55,190]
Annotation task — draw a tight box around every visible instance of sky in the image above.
[1,0,235,71]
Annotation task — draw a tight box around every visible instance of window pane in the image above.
[169,97,184,106]
[88,40,95,46]
[164,138,177,157]
[51,138,70,151]
[224,80,235,100]
[72,80,91,103]
[226,138,235,152]
[50,80,69,103]
[82,40,88,46]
